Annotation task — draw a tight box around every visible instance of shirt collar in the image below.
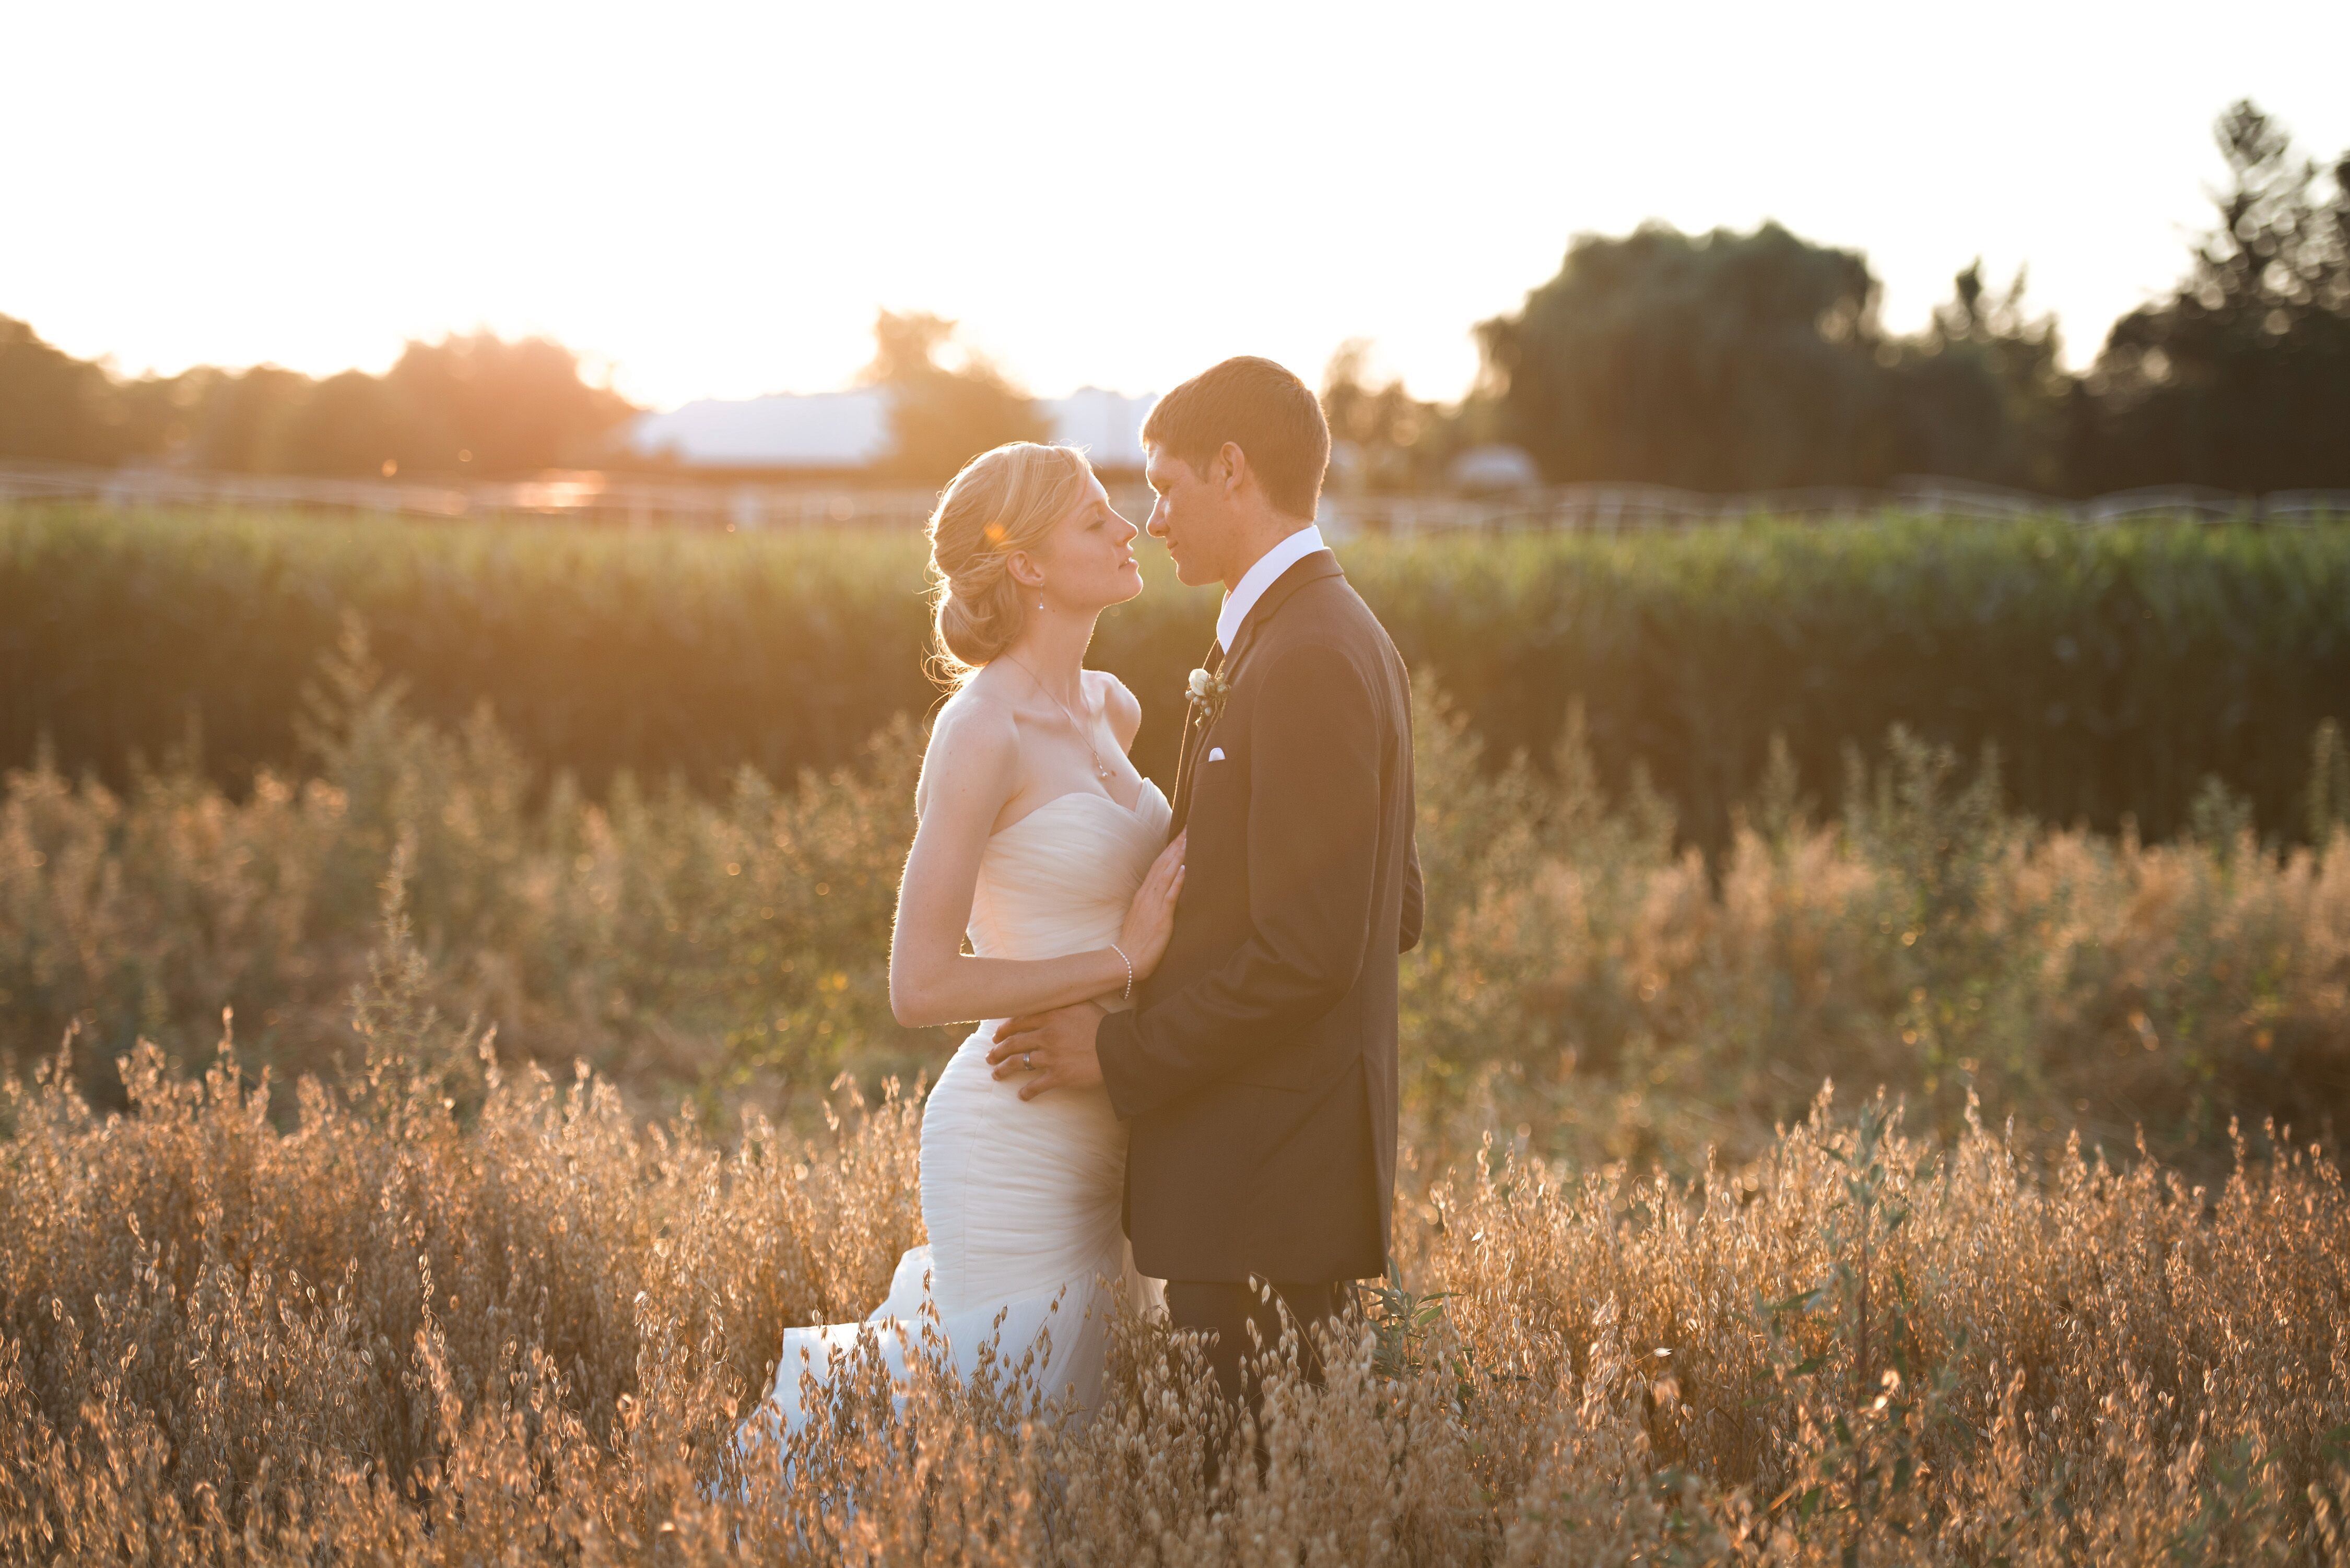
[1215,524,1326,653]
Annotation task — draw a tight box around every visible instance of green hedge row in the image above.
[5,503,2345,846]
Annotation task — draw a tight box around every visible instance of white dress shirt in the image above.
[1215,524,1327,654]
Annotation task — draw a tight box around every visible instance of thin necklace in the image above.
[1004,656,1114,782]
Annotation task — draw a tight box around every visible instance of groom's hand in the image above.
[987,1001,1108,1101]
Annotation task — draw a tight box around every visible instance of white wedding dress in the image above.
[755,780,1172,1435]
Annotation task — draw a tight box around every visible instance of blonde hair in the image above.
[923,442,1096,685]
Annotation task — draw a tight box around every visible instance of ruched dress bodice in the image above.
[967,787,1171,965]
[754,780,1171,1440]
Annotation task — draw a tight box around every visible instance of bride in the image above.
[750,441,1184,1437]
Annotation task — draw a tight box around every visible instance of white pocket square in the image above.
[1207,747,1226,761]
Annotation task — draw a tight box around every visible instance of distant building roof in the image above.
[625,390,889,469]
[620,387,1157,471]
[1048,388,1156,469]
[1448,444,1543,493]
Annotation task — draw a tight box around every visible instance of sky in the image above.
[6,0,2347,411]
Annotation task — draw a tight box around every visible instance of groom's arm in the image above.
[1096,641,1383,1121]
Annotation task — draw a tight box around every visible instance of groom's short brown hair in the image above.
[1143,357,1330,521]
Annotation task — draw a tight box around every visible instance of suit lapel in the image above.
[1219,550,1342,678]
[1167,551,1341,835]
[1169,637,1222,834]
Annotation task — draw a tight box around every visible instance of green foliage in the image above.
[1354,1257,1458,1386]
[1365,518,2350,851]
[1320,338,1479,493]
[1891,260,2072,493]
[0,322,633,478]
[0,625,938,1124]
[0,503,953,801]
[6,634,2348,1176]
[1477,220,1911,489]
[2081,101,2350,492]
[862,309,1051,484]
[8,505,2348,856]
[2309,721,2350,845]
[1474,100,2349,498]
[0,316,148,466]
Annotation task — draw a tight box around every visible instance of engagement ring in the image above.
[1023,1052,1033,1070]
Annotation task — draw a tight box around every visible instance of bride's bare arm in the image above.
[889,694,1181,1029]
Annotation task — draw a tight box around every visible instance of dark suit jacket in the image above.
[1094,548,1421,1284]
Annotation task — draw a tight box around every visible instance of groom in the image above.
[990,356,1422,1402]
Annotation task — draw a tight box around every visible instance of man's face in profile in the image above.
[1144,445,1233,588]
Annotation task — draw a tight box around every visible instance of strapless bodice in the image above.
[966,781,1173,973]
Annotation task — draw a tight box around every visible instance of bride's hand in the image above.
[1118,831,1186,979]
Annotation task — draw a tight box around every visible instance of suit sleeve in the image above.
[1096,642,1381,1121]
[1400,828,1423,954]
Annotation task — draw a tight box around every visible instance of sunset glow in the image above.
[7,0,2346,408]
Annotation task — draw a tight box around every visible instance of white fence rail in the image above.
[1335,479,2350,534]
[2,460,2343,533]
[0,461,948,529]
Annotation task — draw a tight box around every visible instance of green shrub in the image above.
[6,504,2344,850]
[7,637,2346,1175]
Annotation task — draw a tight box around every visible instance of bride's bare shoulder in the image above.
[1085,669,1143,750]
[917,680,1023,817]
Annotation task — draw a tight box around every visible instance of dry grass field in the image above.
[6,621,2347,1177]
[3,628,2348,1561]
[2,982,2345,1563]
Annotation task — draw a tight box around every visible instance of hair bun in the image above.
[936,573,1015,668]
[923,443,1094,685]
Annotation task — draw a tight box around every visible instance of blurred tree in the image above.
[1320,339,1470,492]
[1887,262,2071,492]
[382,333,636,477]
[2075,100,2350,492]
[1475,222,1905,490]
[0,316,133,465]
[282,334,636,479]
[863,310,1049,484]
[108,367,221,465]
[183,366,314,473]
[279,370,418,478]
[0,319,632,479]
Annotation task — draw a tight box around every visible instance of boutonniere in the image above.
[1185,666,1231,727]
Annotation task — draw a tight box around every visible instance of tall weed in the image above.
[2,1007,2344,1562]
[4,639,2347,1172]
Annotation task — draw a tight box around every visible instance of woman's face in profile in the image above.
[1031,471,1143,610]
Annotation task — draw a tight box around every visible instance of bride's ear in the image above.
[1005,551,1045,592]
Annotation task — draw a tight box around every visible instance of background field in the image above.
[6,502,2347,1180]
[6,503,2348,850]
[6,502,2350,1560]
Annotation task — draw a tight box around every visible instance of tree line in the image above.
[4,100,2342,496]
[0,307,1040,485]
[1335,100,2350,498]
[0,326,639,481]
